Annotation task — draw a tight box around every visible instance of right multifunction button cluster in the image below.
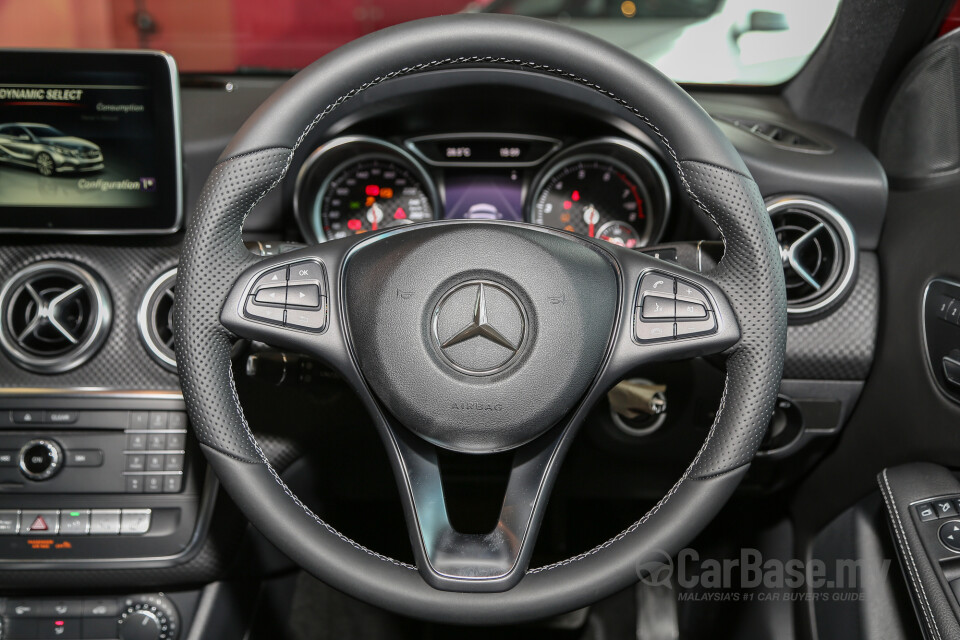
[243,259,328,331]
[634,272,718,342]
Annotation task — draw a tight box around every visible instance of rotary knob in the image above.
[18,439,62,481]
[118,594,179,640]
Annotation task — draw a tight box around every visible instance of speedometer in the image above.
[532,158,650,248]
[319,158,434,239]
[528,138,670,248]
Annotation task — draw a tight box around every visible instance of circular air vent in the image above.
[767,196,858,319]
[138,268,177,372]
[0,261,111,373]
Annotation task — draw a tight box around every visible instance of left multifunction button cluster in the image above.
[634,271,719,342]
[243,259,328,331]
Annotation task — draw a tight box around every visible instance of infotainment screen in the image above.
[0,50,181,233]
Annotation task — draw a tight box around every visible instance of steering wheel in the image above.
[174,14,786,625]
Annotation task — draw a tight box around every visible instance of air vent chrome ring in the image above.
[766,196,858,320]
[0,261,111,373]
[138,268,177,372]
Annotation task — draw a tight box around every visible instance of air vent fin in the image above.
[138,268,177,371]
[767,197,857,319]
[0,261,111,373]
[716,115,831,153]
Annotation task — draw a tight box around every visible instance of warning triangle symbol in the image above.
[271,274,279,281]
[29,515,48,531]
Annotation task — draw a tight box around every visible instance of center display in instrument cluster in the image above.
[294,134,671,247]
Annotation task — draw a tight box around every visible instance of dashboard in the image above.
[0,49,891,637]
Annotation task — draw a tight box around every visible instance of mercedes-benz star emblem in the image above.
[432,281,526,376]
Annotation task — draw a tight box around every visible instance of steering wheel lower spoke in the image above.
[389,419,565,591]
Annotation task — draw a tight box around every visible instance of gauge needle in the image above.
[367,202,383,231]
[583,205,600,238]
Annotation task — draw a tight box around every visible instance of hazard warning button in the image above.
[19,510,59,536]
[939,520,960,552]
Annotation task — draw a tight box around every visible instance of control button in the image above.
[125,476,144,493]
[89,509,121,535]
[285,302,327,331]
[146,434,167,451]
[41,599,82,617]
[83,618,118,639]
[676,282,712,310]
[164,453,184,471]
[917,502,939,522]
[82,599,119,617]
[286,284,321,308]
[676,300,708,320]
[0,510,20,534]
[129,411,149,429]
[146,454,164,472]
[38,617,80,639]
[59,510,90,535]
[288,260,323,284]
[148,412,167,430]
[676,313,718,338]
[254,284,287,306]
[638,273,675,300]
[163,475,183,493]
[244,296,285,325]
[125,454,145,472]
[936,295,955,320]
[127,433,147,451]
[165,432,186,450]
[168,412,187,430]
[66,450,102,467]
[949,300,960,325]
[253,265,288,291]
[6,599,41,616]
[18,440,63,481]
[940,520,960,552]
[145,475,163,493]
[20,510,59,535]
[0,450,15,466]
[11,410,40,424]
[120,509,152,535]
[45,411,77,425]
[641,295,675,320]
[935,499,959,518]
[944,356,960,388]
[635,317,674,342]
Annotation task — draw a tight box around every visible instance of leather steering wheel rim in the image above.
[175,14,786,625]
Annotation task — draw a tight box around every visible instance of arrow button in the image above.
[286,284,320,309]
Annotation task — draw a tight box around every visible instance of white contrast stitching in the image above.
[219,58,734,574]
[879,469,942,640]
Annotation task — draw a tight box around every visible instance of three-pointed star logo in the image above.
[440,283,519,353]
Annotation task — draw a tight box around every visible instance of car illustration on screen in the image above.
[0,122,104,176]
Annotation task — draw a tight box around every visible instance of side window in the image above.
[5,126,29,140]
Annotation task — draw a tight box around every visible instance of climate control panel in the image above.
[0,593,179,640]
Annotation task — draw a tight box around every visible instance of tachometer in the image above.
[528,139,670,248]
[294,136,439,243]
[319,158,433,239]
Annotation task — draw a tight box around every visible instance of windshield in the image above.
[0,0,841,85]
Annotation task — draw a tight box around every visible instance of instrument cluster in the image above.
[294,134,671,247]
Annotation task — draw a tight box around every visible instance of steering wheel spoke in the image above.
[219,240,362,371]
[595,247,741,385]
[386,420,564,591]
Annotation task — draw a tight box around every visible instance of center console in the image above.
[0,395,211,567]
